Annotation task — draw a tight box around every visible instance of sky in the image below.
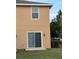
[27,0,62,22]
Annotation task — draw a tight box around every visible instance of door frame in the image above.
[26,31,45,50]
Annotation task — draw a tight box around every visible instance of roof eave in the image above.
[16,3,52,8]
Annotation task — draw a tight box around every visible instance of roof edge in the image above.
[16,3,52,7]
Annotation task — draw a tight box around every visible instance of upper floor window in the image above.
[32,7,39,20]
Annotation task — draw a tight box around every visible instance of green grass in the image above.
[16,48,62,59]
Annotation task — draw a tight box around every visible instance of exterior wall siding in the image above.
[16,6,51,49]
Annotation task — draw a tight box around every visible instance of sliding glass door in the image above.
[28,32,42,48]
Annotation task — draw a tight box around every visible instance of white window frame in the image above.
[26,31,46,50]
[31,7,40,20]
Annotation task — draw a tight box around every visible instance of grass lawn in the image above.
[16,48,62,59]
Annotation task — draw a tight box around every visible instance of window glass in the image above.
[32,7,38,13]
[32,7,38,19]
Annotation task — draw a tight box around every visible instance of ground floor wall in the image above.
[16,25,51,49]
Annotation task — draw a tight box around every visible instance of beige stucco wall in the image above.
[16,6,51,49]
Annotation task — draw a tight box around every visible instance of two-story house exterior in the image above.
[16,0,52,50]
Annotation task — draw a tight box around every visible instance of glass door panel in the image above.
[35,33,41,47]
[28,33,35,48]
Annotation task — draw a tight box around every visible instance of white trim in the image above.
[16,3,52,6]
[27,32,28,48]
[26,48,46,51]
[26,31,44,50]
[31,7,40,20]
